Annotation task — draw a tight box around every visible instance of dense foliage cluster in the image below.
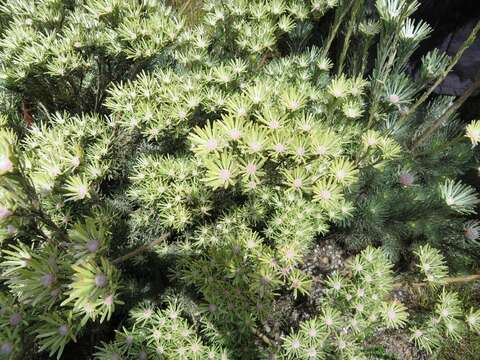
[0,0,479,359]
[282,245,480,358]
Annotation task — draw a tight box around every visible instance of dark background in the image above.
[412,0,480,120]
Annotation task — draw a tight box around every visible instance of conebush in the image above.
[1,0,480,359]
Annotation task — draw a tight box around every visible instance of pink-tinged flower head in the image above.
[95,274,108,288]
[77,185,88,199]
[86,239,100,253]
[465,226,479,241]
[399,173,415,187]
[104,294,114,306]
[58,324,69,336]
[6,224,16,235]
[125,335,134,345]
[9,313,22,327]
[293,178,303,189]
[245,163,257,176]
[41,273,55,288]
[205,138,219,151]
[229,128,241,140]
[318,190,331,200]
[274,143,286,153]
[0,342,13,355]
[388,94,400,104]
[0,207,12,219]
[218,169,231,181]
[0,156,13,174]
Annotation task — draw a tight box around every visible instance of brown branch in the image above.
[251,326,274,348]
[411,76,480,150]
[393,274,480,289]
[21,99,33,127]
[112,232,170,264]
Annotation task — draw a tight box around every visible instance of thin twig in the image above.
[394,274,480,289]
[179,0,194,14]
[337,0,363,75]
[322,0,356,58]
[14,163,69,242]
[410,76,480,150]
[413,136,463,158]
[31,209,68,241]
[358,36,372,77]
[112,232,170,264]
[399,19,480,125]
[251,326,274,348]
[367,33,398,128]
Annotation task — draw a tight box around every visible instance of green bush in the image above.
[1,0,480,359]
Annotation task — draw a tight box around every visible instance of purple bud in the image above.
[104,294,114,306]
[139,351,147,360]
[9,313,22,327]
[6,224,16,235]
[111,354,120,360]
[465,227,479,241]
[50,288,60,299]
[208,303,217,313]
[86,239,100,253]
[388,94,400,104]
[0,207,12,219]
[125,335,134,345]
[260,276,270,286]
[71,156,81,167]
[58,324,68,336]
[0,342,13,354]
[41,273,55,288]
[399,173,415,187]
[95,274,108,288]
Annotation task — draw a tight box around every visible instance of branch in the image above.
[251,326,275,348]
[322,0,356,57]
[394,274,480,289]
[15,163,69,242]
[399,19,480,125]
[30,209,68,242]
[410,76,480,150]
[337,0,363,75]
[112,232,170,264]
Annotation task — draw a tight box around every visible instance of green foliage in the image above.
[414,244,449,283]
[95,296,231,360]
[282,246,408,359]
[0,0,184,113]
[282,246,480,359]
[408,245,480,355]
[0,0,479,359]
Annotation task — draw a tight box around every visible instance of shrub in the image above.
[0,0,479,359]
